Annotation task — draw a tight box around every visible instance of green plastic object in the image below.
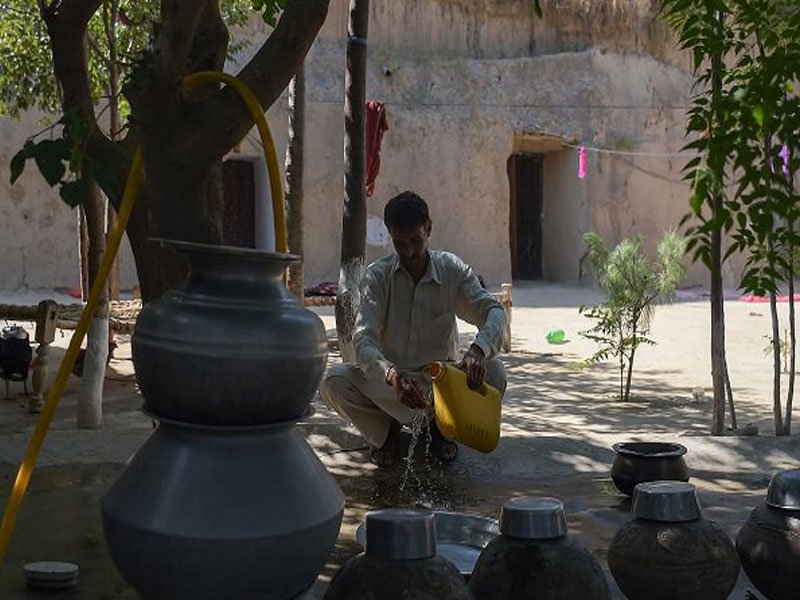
[546,329,566,344]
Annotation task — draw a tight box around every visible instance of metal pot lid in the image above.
[365,509,436,560]
[766,469,800,510]
[613,441,687,458]
[633,481,702,522]
[500,496,567,540]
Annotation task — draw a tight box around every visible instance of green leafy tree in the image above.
[580,231,688,402]
[1,0,326,427]
[661,0,800,435]
[2,0,326,302]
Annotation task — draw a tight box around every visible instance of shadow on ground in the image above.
[0,342,793,598]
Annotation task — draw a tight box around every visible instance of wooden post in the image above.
[30,300,58,414]
[501,283,513,353]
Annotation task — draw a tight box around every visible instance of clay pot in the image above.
[736,469,800,600]
[469,497,611,600]
[132,240,327,426]
[102,419,344,600]
[324,510,472,600]
[608,482,739,600]
[611,442,689,496]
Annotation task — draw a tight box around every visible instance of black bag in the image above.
[0,325,33,384]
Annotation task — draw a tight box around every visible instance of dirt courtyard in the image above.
[0,281,797,599]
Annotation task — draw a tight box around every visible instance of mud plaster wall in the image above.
[0,113,137,290]
[0,0,737,291]
[288,0,733,287]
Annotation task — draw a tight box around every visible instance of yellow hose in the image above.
[182,71,287,253]
[0,73,285,569]
[0,149,143,569]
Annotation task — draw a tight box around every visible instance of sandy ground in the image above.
[0,281,797,599]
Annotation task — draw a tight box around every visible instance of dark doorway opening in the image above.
[222,158,256,248]
[508,153,544,279]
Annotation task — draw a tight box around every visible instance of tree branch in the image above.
[40,0,105,24]
[192,0,330,159]
[41,0,124,203]
[158,0,211,79]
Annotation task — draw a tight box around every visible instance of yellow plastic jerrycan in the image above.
[431,361,501,453]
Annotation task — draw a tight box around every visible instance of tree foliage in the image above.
[3,0,328,303]
[662,0,800,434]
[580,231,688,402]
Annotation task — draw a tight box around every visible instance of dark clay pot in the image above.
[611,442,689,496]
[608,517,739,600]
[470,536,610,599]
[736,504,800,600]
[323,554,472,600]
[132,240,327,426]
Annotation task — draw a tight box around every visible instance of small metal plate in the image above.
[24,562,79,590]
[356,511,499,576]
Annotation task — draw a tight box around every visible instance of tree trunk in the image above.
[336,0,369,362]
[723,355,737,431]
[786,271,795,435]
[770,290,785,434]
[285,65,305,300]
[77,175,109,430]
[44,0,330,304]
[105,0,121,302]
[709,22,728,436]
[41,2,111,429]
[79,208,90,298]
[625,348,636,402]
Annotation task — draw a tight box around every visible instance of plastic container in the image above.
[431,362,501,453]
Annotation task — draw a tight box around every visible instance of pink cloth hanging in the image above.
[780,144,790,177]
[578,146,587,179]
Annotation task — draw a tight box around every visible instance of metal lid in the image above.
[365,509,436,560]
[500,496,567,539]
[766,469,800,510]
[632,481,702,522]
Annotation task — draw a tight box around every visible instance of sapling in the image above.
[580,231,687,401]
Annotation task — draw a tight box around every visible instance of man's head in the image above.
[384,191,432,273]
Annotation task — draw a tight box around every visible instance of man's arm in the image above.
[353,268,393,382]
[453,262,507,361]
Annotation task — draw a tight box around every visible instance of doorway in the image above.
[222,158,256,248]
[508,152,544,279]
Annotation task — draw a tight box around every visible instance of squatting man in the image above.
[320,191,507,467]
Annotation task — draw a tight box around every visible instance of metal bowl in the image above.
[765,468,800,510]
[613,442,687,458]
[611,441,690,496]
[356,511,499,576]
[632,481,702,522]
[500,496,567,540]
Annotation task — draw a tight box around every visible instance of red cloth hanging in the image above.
[365,100,389,197]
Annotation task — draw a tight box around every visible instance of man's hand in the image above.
[457,344,486,390]
[386,367,431,409]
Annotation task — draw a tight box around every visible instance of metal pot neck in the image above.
[156,239,299,300]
